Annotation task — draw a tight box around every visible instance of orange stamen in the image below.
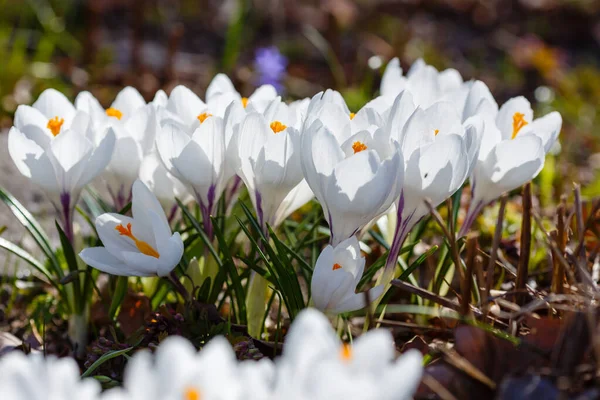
[115,223,160,258]
[511,112,528,139]
[349,112,356,120]
[47,117,64,136]
[434,129,439,136]
[270,121,287,134]
[106,107,123,120]
[197,112,212,123]
[352,141,367,154]
[184,387,201,400]
[241,97,249,108]
[332,263,342,271]
[340,343,352,361]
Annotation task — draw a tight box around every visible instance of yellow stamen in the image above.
[349,112,356,120]
[115,223,160,258]
[332,263,342,271]
[241,97,249,108]
[511,112,528,139]
[434,129,439,136]
[197,112,212,123]
[270,121,287,134]
[184,387,201,400]
[106,107,123,120]
[340,343,352,361]
[47,117,64,136]
[352,141,367,154]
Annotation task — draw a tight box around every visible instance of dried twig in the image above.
[551,197,567,294]
[515,183,532,306]
[422,374,459,400]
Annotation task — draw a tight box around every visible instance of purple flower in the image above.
[255,46,287,93]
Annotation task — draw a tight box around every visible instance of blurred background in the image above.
[0,0,599,199]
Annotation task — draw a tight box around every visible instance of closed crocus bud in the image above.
[274,308,424,400]
[459,96,562,236]
[156,116,227,237]
[0,352,101,400]
[8,109,115,240]
[79,180,183,277]
[311,236,384,314]
[301,119,403,246]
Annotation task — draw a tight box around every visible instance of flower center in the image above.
[106,107,123,120]
[115,222,160,258]
[47,116,64,136]
[241,97,249,108]
[352,141,367,154]
[511,112,528,139]
[349,112,356,120]
[332,263,342,271]
[340,343,352,362]
[197,112,212,123]
[270,120,287,134]
[434,129,439,136]
[184,387,201,400]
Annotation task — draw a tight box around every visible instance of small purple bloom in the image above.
[255,46,287,93]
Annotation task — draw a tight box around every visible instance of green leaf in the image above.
[81,347,134,378]
[56,221,82,313]
[399,245,439,281]
[0,186,62,277]
[0,236,56,287]
[108,276,129,320]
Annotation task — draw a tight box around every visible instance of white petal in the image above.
[380,57,405,97]
[79,247,134,276]
[111,87,146,117]
[132,180,170,235]
[32,88,76,121]
[496,96,533,140]
[166,85,207,126]
[206,73,237,101]
[531,111,562,153]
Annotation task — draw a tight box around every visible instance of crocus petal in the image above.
[496,96,533,140]
[111,86,146,117]
[531,111,562,153]
[380,57,405,98]
[132,180,171,236]
[32,88,76,121]
[79,247,135,276]
[206,73,238,101]
[167,85,207,127]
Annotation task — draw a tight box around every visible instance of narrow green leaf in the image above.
[0,237,56,286]
[81,347,133,378]
[399,245,439,281]
[56,221,82,313]
[108,276,128,320]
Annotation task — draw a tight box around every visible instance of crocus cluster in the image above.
[0,308,423,400]
[8,57,562,317]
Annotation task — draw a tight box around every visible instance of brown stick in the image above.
[515,182,532,306]
[464,233,478,315]
[485,195,508,314]
[551,198,566,294]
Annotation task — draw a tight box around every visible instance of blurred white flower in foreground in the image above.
[79,180,183,277]
[301,119,403,246]
[102,336,244,400]
[274,308,424,400]
[312,236,384,314]
[8,109,115,240]
[0,351,100,400]
[459,90,562,236]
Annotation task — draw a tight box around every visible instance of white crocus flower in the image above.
[0,351,101,400]
[76,87,158,208]
[8,111,115,240]
[235,112,306,230]
[75,86,147,125]
[206,73,278,114]
[13,88,80,138]
[303,89,383,145]
[156,116,227,236]
[311,236,384,314]
[380,100,482,282]
[301,119,403,246]
[379,57,469,113]
[102,336,243,400]
[139,151,190,213]
[79,180,183,277]
[274,308,424,400]
[459,95,562,236]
